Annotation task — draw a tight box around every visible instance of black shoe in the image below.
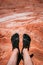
[23,34,31,50]
[11,33,19,50]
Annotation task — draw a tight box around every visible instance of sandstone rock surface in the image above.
[0,0,43,65]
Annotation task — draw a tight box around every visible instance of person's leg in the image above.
[7,33,21,65]
[7,48,19,65]
[21,34,33,65]
[23,48,33,65]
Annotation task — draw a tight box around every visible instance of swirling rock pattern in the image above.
[0,0,43,65]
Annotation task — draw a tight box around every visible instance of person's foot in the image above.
[23,34,31,50]
[11,33,22,65]
[21,34,31,60]
[11,33,19,50]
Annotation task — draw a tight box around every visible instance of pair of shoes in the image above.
[11,33,31,65]
[11,33,31,50]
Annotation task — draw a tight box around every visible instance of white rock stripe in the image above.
[0,12,33,22]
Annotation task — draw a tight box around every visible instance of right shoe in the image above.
[23,34,31,50]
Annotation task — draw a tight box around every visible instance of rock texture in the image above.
[0,0,43,65]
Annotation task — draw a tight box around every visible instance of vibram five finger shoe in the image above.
[11,33,19,50]
[23,34,31,50]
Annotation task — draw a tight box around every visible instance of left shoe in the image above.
[11,33,19,50]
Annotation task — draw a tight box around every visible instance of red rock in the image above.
[0,0,43,65]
